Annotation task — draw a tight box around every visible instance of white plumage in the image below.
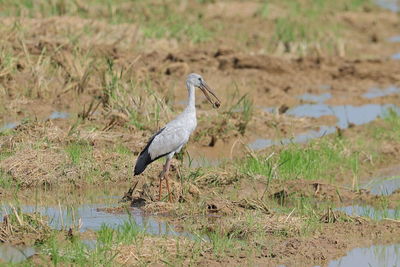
[133,73,220,201]
[148,108,197,161]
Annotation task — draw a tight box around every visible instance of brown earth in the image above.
[1,0,400,266]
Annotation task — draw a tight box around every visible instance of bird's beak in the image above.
[200,81,221,108]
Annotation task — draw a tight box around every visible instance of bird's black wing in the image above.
[134,127,167,175]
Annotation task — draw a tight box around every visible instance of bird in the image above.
[133,73,221,201]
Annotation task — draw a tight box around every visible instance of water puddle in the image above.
[374,0,399,12]
[251,101,399,150]
[391,53,400,60]
[362,86,400,99]
[0,244,35,263]
[0,122,19,131]
[365,176,400,196]
[286,103,399,129]
[248,125,336,150]
[297,93,332,103]
[1,111,70,132]
[324,243,400,267]
[387,35,400,43]
[48,111,70,120]
[336,205,400,220]
[0,186,201,263]
[0,203,192,238]
[319,84,332,90]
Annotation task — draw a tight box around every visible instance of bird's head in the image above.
[186,73,221,108]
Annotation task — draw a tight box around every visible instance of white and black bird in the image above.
[134,73,221,201]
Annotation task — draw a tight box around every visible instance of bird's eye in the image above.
[198,78,201,81]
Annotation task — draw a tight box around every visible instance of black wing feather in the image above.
[134,128,167,175]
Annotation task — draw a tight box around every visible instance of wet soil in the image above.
[1,0,400,266]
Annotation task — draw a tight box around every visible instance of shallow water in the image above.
[251,100,400,151]
[392,53,400,60]
[318,84,332,90]
[297,93,332,103]
[324,243,400,267]
[248,125,336,151]
[1,111,70,132]
[0,122,19,131]
[0,244,35,263]
[287,103,399,129]
[48,111,70,120]
[0,203,192,238]
[362,86,400,99]
[365,176,400,196]
[336,205,400,220]
[387,36,400,43]
[374,0,399,12]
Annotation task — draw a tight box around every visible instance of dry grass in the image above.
[115,236,200,266]
[0,205,51,245]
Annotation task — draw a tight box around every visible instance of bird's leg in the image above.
[158,178,163,201]
[165,171,172,203]
[158,158,173,202]
[158,158,172,201]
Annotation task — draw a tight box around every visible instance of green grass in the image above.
[241,137,361,183]
[65,141,92,165]
[142,14,212,43]
[372,109,400,141]
[114,144,132,155]
[0,0,212,43]
[206,231,237,257]
[269,0,370,53]
[257,1,269,18]
[273,1,341,45]
[0,169,16,189]
[35,217,143,266]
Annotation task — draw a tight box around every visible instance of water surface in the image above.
[325,243,400,267]
[336,205,400,220]
[387,36,400,43]
[362,86,400,99]
[287,103,399,129]
[0,244,35,263]
[374,0,399,12]
[248,126,336,150]
[365,176,400,196]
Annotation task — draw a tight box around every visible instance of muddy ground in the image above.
[1,0,400,266]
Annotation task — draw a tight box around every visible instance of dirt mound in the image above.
[0,148,66,188]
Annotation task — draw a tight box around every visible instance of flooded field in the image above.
[1,0,400,266]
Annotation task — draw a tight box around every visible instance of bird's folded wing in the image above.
[148,125,190,160]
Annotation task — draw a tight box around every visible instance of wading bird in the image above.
[134,73,221,201]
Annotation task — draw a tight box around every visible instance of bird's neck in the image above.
[185,82,196,112]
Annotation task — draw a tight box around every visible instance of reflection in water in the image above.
[297,93,332,103]
[0,122,19,131]
[248,126,336,151]
[0,244,35,263]
[387,36,400,43]
[362,86,400,99]
[326,243,400,267]
[366,177,400,196]
[319,84,332,90]
[374,0,399,12]
[392,53,400,60]
[253,97,400,151]
[287,103,400,129]
[336,205,400,220]
[48,111,70,120]
[0,203,193,238]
